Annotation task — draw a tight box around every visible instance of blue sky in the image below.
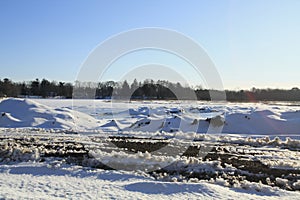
[0,0,300,89]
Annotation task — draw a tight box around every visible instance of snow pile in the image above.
[94,102,300,135]
[0,98,98,130]
[1,98,300,135]
[129,106,150,116]
[223,108,300,134]
[100,119,121,132]
[87,149,177,171]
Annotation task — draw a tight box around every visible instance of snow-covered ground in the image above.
[1,98,300,135]
[0,98,300,199]
[1,161,299,200]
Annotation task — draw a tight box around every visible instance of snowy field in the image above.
[0,98,300,199]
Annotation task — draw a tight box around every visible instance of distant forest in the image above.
[1,78,300,102]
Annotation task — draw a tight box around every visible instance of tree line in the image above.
[0,78,73,98]
[1,78,300,102]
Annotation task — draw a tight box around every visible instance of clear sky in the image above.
[0,0,300,90]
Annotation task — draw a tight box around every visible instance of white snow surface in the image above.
[1,98,300,135]
[0,98,300,199]
[0,98,98,130]
[0,161,299,200]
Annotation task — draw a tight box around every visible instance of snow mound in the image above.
[0,98,98,130]
[224,109,300,134]
[129,107,150,116]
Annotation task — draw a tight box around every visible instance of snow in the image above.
[0,98,300,199]
[0,130,299,199]
[0,98,297,135]
[30,98,300,135]
[0,98,99,130]
[0,161,299,200]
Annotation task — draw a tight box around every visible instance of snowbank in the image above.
[0,98,98,130]
[1,98,300,135]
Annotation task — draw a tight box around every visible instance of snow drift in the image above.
[0,98,98,130]
[1,98,300,135]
